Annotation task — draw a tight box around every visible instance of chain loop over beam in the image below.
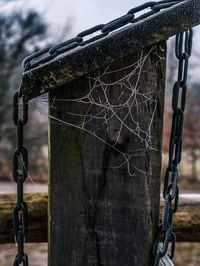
[12,0,195,264]
[22,0,185,71]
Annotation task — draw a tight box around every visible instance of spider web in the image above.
[48,46,163,176]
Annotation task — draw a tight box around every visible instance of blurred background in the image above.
[0,0,200,265]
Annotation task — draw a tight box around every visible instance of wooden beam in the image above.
[162,198,200,243]
[21,0,200,101]
[0,192,47,243]
[0,192,200,243]
[48,43,165,265]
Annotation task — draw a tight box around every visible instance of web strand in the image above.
[48,46,162,176]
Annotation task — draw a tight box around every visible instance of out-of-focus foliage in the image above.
[163,30,200,182]
[0,9,48,180]
[163,91,200,181]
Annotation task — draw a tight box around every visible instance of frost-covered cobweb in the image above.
[41,46,164,176]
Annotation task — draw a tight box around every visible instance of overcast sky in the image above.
[4,1,200,38]
[4,0,200,83]
[5,0,149,35]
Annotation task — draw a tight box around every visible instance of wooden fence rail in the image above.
[21,0,200,101]
[0,192,199,244]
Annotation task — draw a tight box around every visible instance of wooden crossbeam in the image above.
[0,192,47,243]
[0,192,200,243]
[21,0,200,101]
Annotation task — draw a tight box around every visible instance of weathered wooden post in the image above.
[47,43,165,266]
[20,0,200,265]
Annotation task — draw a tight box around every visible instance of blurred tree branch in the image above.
[0,5,74,180]
[0,8,48,176]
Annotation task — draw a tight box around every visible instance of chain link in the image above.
[153,28,193,265]
[13,91,29,266]
[22,0,185,71]
[12,0,191,264]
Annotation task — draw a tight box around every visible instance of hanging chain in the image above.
[153,28,193,265]
[10,0,191,264]
[12,88,29,266]
[22,0,185,71]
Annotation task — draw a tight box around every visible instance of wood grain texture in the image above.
[48,43,166,266]
[163,198,200,243]
[0,193,200,244]
[21,0,200,101]
[0,192,47,243]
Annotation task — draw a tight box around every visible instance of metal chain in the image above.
[11,0,191,264]
[13,89,29,266]
[153,28,193,265]
[22,0,185,71]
